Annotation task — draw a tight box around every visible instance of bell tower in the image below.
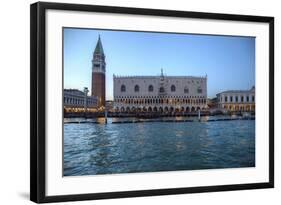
[91,35,106,107]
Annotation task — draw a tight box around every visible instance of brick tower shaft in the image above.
[91,35,106,107]
[92,73,105,107]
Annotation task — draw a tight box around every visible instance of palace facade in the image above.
[64,36,255,115]
[216,86,255,112]
[113,71,207,113]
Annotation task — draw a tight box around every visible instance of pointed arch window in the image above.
[134,85,139,92]
[197,87,202,94]
[171,85,176,92]
[159,87,165,93]
[148,85,153,92]
[121,85,126,92]
[184,86,189,94]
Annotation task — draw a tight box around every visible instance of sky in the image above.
[63,28,255,100]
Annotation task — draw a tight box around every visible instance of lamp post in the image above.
[83,87,89,118]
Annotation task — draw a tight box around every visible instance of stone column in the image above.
[84,87,89,114]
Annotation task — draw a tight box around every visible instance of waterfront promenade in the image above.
[64,115,255,124]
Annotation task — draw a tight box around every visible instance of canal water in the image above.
[64,119,255,176]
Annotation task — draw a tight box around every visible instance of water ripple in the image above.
[64,120,255,176]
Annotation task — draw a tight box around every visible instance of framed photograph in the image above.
[30,2,274,203]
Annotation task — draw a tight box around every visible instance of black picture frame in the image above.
[30,1,274,203]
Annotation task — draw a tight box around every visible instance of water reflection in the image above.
[64,119,255,176]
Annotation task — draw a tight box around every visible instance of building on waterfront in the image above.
[113,70,207,113]
[216,86,255,112]
[64,88,98,113]
[105,100,114,112]
[207,97,218,109]
[91,35,106,107]
[64,36,105,115]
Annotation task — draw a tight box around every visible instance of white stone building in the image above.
[64,88,98,113]
[113,70,207,113]
[216,86,255,112]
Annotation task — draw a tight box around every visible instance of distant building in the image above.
[64,88,98,113]
[105,100,114,112]
[216,86,255,112]
[113,70,207,113]
[91,35,106,107]
[207,97,218,109]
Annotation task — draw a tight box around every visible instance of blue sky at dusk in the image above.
[64,28,255,100]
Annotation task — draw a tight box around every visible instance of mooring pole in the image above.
[105,107,108,124]
[198,109,201,121]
